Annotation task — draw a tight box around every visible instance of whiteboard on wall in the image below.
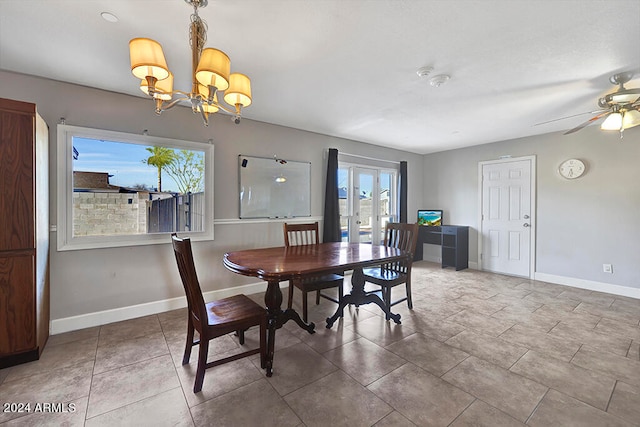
[239,155,311,219]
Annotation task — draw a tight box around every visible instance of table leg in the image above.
[326,268,401,328]
[264,280,315,377]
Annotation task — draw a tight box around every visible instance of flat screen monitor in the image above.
[417,210,442,226]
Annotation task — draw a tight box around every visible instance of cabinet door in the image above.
[0,254,35,353]
[0,109,35,251]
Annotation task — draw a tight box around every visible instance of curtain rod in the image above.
[336,151,401,165]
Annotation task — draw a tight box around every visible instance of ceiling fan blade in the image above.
[563,111,611,135]
[534,110,605,126]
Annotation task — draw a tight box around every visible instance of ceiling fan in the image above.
[539,72,640,136]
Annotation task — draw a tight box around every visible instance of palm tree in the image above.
[143,146,176,192]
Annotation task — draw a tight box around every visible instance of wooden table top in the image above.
[223,242,408,282]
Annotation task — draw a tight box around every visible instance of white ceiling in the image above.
[1,0,639,154]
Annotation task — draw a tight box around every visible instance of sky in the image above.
[73,137,190,192]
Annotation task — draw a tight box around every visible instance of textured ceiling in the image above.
[1,0,639,154]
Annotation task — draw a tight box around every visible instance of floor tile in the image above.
[85,388,192,427]
[397,309,467,341]
[190,379,300,427]
[594,317,640,342]
[86,355,179,419]
[347,315,416,347]
[386,333,469,376]
[571,346,640,388]
[548,322,632,357]
[527,389,632,427]
[46,326,100,347]
[285,370,392,427]
[499,324,581,362]
[97,315,163,347]
[260,342,338,396]
[368,363,474,426]
[442,356,548,423]
[373,410,417,426]
[574,302,640,326]
[3,337,97,382]
[449,399,525,427]
[323,337,406,386]
[509,350,616,410]
[177,356,264,407]
[607,381,640,425]
[93,331,169,374]
[445,329,528,369]
[0,396,88,427]
[0,361,94,423]
[446,309,514,336]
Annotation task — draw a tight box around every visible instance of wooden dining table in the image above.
[223,242,410,376]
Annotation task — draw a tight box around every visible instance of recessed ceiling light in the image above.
[101,12,118,23]
[416,66,434,78]
[430,74,450,87]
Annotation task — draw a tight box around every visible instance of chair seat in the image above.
[292,274,343,292]
[205,294,266,330]
[362,267,406,287]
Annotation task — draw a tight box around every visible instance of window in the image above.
[57,125,214,250]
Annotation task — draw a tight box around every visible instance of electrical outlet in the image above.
[603,264,613,274]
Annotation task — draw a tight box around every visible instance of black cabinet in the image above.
[415,225,469,270]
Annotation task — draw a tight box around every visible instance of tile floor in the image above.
[1,261,639,426]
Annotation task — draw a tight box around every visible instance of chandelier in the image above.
[129,0,251,126]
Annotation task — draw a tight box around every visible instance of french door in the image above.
[339,166,397,244]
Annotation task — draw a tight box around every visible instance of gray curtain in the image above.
[323,148,341,242]
[399,161,408,223]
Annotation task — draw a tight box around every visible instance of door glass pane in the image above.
[379,171,394,244]
[338,168,349,242]
[358,172,373,243]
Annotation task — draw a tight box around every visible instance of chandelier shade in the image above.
[195,48,230,91]
[224,73,252,108]
[128,0,251,126]
[140,72,174,100]
[129,38,170,81]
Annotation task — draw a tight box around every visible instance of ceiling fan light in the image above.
[140,72,174,100]
[195,48,230,91]
[224,73,252,108]
[129,38,170,80]
[622,109,640,129]
[601,112,623,131]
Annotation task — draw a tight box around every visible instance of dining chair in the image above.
[171,233,266,393]
[363,222,419,319]
[283,222,344,323]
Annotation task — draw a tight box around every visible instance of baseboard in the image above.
[534,272,640,300]
[49,280,286,335]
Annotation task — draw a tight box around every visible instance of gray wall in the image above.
[423,129,640,290]
[0,71,424,322]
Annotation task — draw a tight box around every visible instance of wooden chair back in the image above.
[283,222,320,246]
[382,222,419,273]
[171,233,207,330]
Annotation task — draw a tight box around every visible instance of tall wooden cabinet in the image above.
[0,98,50,368]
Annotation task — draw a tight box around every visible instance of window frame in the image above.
[56,125,214,251]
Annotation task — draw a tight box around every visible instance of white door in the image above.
[480,158,534,277]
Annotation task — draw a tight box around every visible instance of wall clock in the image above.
[558,158,586,179]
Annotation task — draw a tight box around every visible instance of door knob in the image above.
[523,215,530,219]
[356,220,362,224]
[523,223,530,227]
